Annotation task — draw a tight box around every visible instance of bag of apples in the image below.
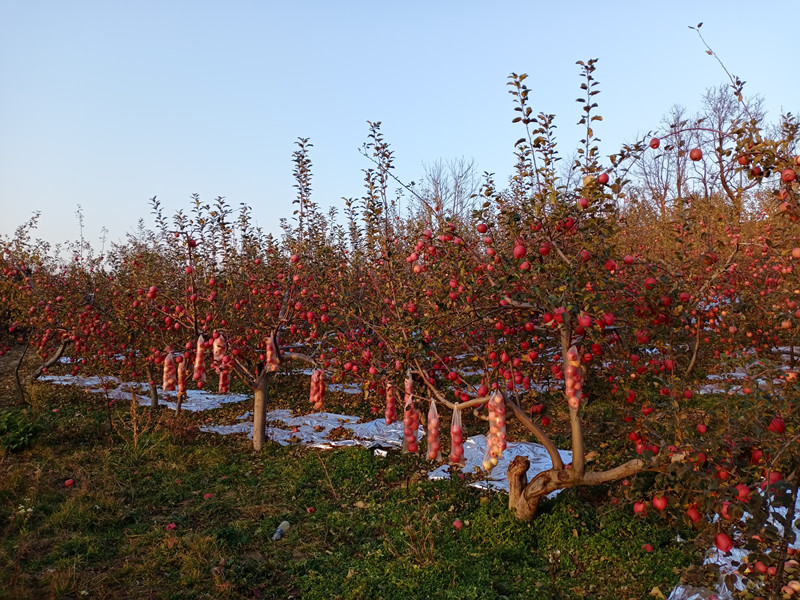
[402,375,419,453]
[162,350,176,392]
[449,406,465,466]
[426,399,441,461]
[309,369,325,411]
[483,391,507,470]
[384,381,397,425]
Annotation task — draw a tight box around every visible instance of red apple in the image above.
[652,495,668,511]
[307,507,316,514]
[715,532,733,553]
[649,138,660,149]
[768,417,786,434]
[64,478,74,487]
[689,148,702,161]
[452,519,463,530]
[782,168,796,183]
[597,173,609,185]
[735,484,750,501]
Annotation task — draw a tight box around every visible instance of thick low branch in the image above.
[412,360,453,407]
[30,339,71,382]
[280,351,317,366]
[412,360,496,412]
[510,451,686,520]
[504,398,563,471]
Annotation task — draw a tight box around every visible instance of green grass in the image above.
[0,375,707,600]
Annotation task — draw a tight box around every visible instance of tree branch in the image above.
[30,339,71,382]
[230,355,256,389]
[504,396,564,470]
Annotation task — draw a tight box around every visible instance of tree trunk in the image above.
[253,373,269,451]
[14,338,30,405]
[146,363,159,409]
[508,456,541,520]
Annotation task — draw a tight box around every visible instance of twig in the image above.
[316,452,340,500]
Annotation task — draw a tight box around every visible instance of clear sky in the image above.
[1,1,796,249]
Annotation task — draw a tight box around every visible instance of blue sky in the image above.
[1,1,796,249]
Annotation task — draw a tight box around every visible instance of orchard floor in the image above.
[0,359,713,599]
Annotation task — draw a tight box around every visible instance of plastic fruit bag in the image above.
[177,353,187,396]
[482,437,493,472]
[212,334,231,393]
[486,391,506,465]
[218,362,231,394]
[265,336,280,372]
[309,368,325,411]
[403,375,419,453]
[384,381,397,425]
[449,405,465,466]
[427,399,441,461]
[212,333,227,369]
[162,350,176,392]
[193,335,206,388]
[565,345,583,410]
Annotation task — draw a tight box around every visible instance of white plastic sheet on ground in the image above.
[39,374,249,411]
[203,409,412,449]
